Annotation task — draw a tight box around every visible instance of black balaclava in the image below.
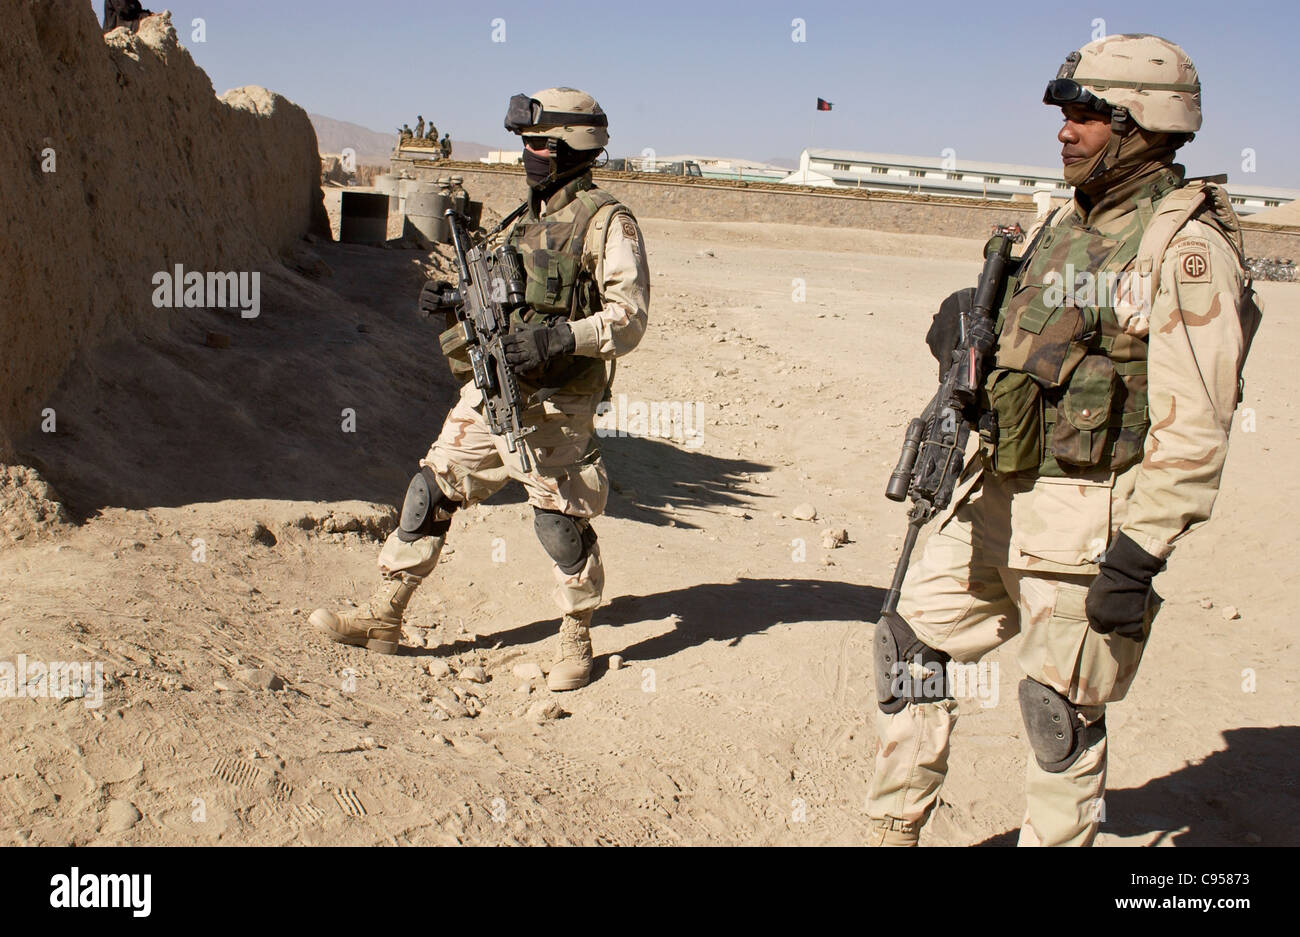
[523,140,596,198]
[523,148,552,187]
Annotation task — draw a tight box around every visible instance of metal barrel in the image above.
[339,191,389,244]
[404,185,452,243]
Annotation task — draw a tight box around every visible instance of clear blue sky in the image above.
[128,0,1297,187]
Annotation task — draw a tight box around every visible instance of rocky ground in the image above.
[2,218,1296,846]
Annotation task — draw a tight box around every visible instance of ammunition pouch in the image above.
[979,368,1044,475]
[438,319,474,383]
[1048,355,1119,467]
[522,249,581,316]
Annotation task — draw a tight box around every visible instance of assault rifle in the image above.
[880,225,1023,617]
[444,208,537,472]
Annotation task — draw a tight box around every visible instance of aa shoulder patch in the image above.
[1174,238,1211,284]
[621,219,638,241]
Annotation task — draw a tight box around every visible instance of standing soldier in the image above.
[440,133,452,160]
[310,88,649,691]
[867,35,1261,845]
[414,115,425,142]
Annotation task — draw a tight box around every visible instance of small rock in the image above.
[433,696,469,719]
[1221,606,1241,621]
[213,680,232,693]
[238,668,284,691]
[101,800,142,834]
[512,661,544,681]
[425,659,452,678]
[725,506,751,519]
[527,700,565,723]
[514,683,532,696]
[822,527,848,545]
[459,665,487,684]
[1244,832,1262,844]
[608,654,624,671]
[791,503,818,522]
[1199,597,1214,610]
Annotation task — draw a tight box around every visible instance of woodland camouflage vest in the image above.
[505,177,624,396]
[981,174,1236,478]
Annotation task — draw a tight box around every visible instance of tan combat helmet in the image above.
[1045,33,1201,133]
[503,87,609,150]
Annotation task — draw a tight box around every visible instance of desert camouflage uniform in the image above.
[867,167,1258,845]
[377,171,650,616]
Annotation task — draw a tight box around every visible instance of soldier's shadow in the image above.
[484,433,772,528]
[490,577,885,666]
[973,725,1300,846]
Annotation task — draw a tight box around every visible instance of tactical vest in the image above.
[504,178,625,396]
[981,176,1241,478]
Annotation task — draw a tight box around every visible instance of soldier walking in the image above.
[310,88,649,692]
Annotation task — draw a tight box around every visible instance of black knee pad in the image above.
[1017,678,1107,773]
[533,508,597,575]
[873,610,952,714]
[397,466,458,543]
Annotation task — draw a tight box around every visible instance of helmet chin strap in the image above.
[1080,106,1131,187]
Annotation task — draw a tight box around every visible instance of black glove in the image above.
[501,323,575,374]
[1086,532,1165,641]
[927,287,975,379]
[418,280,458,318]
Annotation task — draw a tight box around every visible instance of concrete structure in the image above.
[785,148,1298,216]
[389,159,1300,259]
[657,155,789,183]
[480,150,522,165]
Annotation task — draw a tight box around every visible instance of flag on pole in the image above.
[816,98,833,111]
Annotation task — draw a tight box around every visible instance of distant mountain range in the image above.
[308,114,494,165]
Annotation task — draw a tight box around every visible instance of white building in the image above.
[784,148,1298,216]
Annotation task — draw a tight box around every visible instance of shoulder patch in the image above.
[621,220,638,241]
[1176,247,1211,283]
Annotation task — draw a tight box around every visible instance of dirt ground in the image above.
[2,217,1297,846]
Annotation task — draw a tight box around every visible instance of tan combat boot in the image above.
[308,572,422,655]
[546,611,594,691]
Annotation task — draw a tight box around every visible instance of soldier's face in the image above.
[1058,105,1111,167]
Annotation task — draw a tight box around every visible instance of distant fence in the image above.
[391,158,1300,256]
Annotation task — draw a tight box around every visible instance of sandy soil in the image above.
[2,218,1296,846]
